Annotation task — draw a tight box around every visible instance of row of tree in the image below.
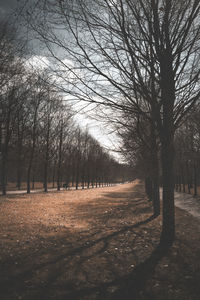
[25,0,199,246]
[116,103,200,217]
[115,109,160,217]
[174,106,200,196]
[0,22,132,195]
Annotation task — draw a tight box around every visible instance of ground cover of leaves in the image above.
[0,181,200,300]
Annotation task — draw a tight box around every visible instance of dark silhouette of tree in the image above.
[26,0,200,244]
[174,105,200,196]
[116,112,160,216]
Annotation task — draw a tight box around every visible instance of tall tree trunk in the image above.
[161,133,175,245]
[16,159,22,190]
[65,167,70,189]
[150,123,160,216]
[27,144,35,194]
[32,175,35,189]
[27,102,39,194]
[16,116,25,190]
[81,165,85,189]
[178,174,182,192]
[1,150,7,195]
[44,149,49,193]
[44,119,50,193]
[0,123,7,195]
[16,135,23,190]
[193,162,197,196]
[76,156,80,190]
[71,157,75,187]
[152,172,160,217]
[185,161,190,193]
[182,170,186,193]
[1,108,11,195]
[180,163,185,193]
[160,50,175,246]
[57,126,63,191]
[87,165,90,188]
[52,160,56,188]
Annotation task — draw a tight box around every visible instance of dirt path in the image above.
[0,181,200,300]
[175,192,200,219]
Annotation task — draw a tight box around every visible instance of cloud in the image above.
[25,55,50,70]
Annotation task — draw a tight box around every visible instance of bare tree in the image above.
[117,112,160,216]
[56,105,73,190]
[174,106,200,196]
[0,21,27,195]
[25,74,50,193]
[26,0,200,244]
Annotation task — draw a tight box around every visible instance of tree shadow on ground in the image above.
[1,216,166,300]
[55,217,169,300]
[0,183,169,300]
[108,241,171,300]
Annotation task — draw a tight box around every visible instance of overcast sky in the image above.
[0,0,20,18]
[0,0,34,22]
[0,0,123,162]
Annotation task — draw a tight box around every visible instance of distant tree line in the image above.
[116,111,160,217]
[174,105,200,196]
[117,103,200,203]
[0,22,132,195]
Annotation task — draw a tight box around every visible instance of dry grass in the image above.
[0,181,200,300]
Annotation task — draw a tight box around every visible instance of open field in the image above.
[0,181,200,300]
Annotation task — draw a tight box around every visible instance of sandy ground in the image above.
[0,181,200,300]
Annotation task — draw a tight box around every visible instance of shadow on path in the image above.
[109,241,171,300]
[0,182,168,300]
[57,216,168,300]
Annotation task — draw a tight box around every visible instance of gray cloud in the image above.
[0,0,33,19]
[0,0,18,14]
